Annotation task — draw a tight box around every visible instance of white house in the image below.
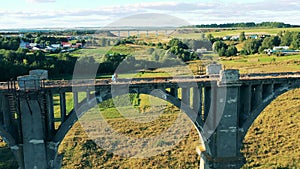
[51,44,61,49]
[273,46,289,50]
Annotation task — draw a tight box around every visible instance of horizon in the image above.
[0,22,299,31]
[0,0,299,29]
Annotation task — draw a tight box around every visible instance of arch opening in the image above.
[57,92,205,168]
[241,88,300,168]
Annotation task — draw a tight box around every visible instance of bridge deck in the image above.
[1,72,300,91]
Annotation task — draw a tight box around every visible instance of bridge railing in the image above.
[2,72,300,90]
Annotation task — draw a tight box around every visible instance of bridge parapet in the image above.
[219,69,240,84]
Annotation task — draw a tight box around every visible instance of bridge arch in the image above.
[241,82,300,136]
[0,125,22,168]
[241,87,300,168]
[0,93,24,169]
[53,88,208,158]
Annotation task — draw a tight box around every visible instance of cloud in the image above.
[1,0,299,29]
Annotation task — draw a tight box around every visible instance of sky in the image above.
[0,0,299,29]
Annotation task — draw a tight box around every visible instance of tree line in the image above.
[193,22,297,28]
[212,31,300,56]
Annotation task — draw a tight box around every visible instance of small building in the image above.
[72,43,83,49]
[32,47,41,51]
[247,34,258,39]
[61,42,72,48]
[44,46,56,52]
[196,48,208,53]
[223,36,232,40]
[230,36,239,41]
[29,43,38,48]
[273,46,289,50]
[51,44,61,49]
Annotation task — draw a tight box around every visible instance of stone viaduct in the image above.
[0,68,300,169]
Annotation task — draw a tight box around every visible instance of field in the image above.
[207,28,300,37]
[220,54,300,74]
[172,28,300,39]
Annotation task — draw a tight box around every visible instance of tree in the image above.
[239,32,246,42]
[34,51,46,65]
[290,32,300,49]
[259,36,281,53]
[3,50,16,63]
[206,34,214,43]
[280,31,293,46]
[226,45,238,57]
[213,41,227,56]
[15,48,27,64]
[242,39,262,55]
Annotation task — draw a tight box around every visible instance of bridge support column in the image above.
[193,86,203,123]
[202,85,244,169]
[73,92,78,108]
[182,87,190,106]
[204,87,213,122]
[200,70,245,169]
[19,92,60,169]
[240,85,251,120]
[46,92,55,137]
[1,94,11,131]
[170,87,178,98]
[251,84,262,109]
[60,92,66,122]
[262,83,273,99]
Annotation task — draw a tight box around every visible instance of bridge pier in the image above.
[262,83,274,99]
[60,92,66,122]
[170,87,178,98]
[46,92,55,137]
[199,70,245,169]
[251,84,263,110]
[73,92,78,108]
[240,85,251,121]
[19,91,60,169]
[182,87,190,106]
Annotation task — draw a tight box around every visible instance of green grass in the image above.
[220,54,300,74]
[241,89,300,169]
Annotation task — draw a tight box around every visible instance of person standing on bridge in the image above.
[112,73,118,82]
